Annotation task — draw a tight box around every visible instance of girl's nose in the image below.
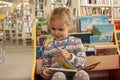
[54,30,59,35]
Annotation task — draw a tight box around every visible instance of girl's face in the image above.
[50,20,69,41]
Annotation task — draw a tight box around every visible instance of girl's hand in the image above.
[57,48,72,60]
[42,68,52,80]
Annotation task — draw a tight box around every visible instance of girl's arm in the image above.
[69,38,86,69]
[36,58,43,74]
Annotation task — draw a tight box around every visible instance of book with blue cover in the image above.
[70,32,93,43]
[92,23,114,36]
[90,36,113,43]
[79,16,109,32]
[90,23,114,43]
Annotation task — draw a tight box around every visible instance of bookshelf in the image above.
[50,0,77,17]
[113,0,120,55]
[5,0,34,45]
[51,0,68,10]
[35,0,45,18]
[15,4,23,44]
[22,1,33,45]
[112,0,120,55]
[78,0,120,54]
[3,13,11,40]
[8,13,16,42]
[34,0,72,19]
[0,19,3,31]
[79,0,120,22]
[78,1,120,78]
[79,0,113,22]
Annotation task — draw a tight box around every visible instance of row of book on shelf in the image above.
[84,42,117,56]
[80,0,120,5]
[36,0,70,6]
[38,15,116,33]
[80,7,112,18]
[37,35,117,56]
[80,0,111,5]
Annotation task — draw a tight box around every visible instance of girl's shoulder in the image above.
[44,41,54,48]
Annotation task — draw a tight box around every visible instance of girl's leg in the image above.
[73,70,90,80]
[51,72,66,80]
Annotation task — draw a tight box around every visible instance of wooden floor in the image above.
[0,41,34,80]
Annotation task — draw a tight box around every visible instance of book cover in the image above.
[36,46,44,59]
[70,32,93,43]
[79,16,109,32]
[90,36,112,43]
[38,36,47,46]
[114,21,120,30]
[94,45,117,55]
[118,42,120,50]
[116,32,120,40]
[92,23,114,36]
[91,23,114,43]
[38,35,52,46]
[56,53,76,69]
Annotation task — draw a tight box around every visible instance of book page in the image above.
[48,68,77,73]
[56,53,76,69]
[48,68,77,75]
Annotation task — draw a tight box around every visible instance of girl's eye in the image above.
[59,28,64,31]
[51,28,55,30]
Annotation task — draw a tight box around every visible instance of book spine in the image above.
[116,32,120,40]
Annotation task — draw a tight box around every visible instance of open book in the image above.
[48,52,101,74]
[48,61,100,74]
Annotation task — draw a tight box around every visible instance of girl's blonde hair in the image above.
[49,7,73,29]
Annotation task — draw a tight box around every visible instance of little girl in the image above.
[39,7,90,80]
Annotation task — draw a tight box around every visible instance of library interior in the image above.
[0,0,120,80]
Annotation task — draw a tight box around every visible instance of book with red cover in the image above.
[114,21,120,30]
[94,45,117,55]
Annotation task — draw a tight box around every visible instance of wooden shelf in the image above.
[86,55,119,71]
